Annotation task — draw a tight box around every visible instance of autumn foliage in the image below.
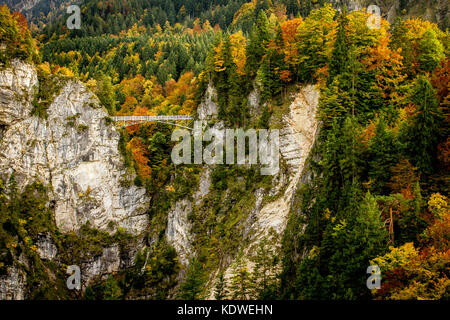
[0,4,39,64]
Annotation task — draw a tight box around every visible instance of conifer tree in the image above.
[103,276,122,300]
[214,272,228,300]
[250,234,280,299]
[321,192,388,299]
[230,254,251,300]
[245,10,270,77]
[178,258,206,300]
[328,8,349,83]
[401,75,444,175]
[367,117,401,195]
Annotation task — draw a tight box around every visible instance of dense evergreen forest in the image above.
[0,0,449,300]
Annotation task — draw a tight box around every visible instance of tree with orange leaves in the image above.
[431,58,450,122]
[280,18,302,68]
[0,5,39,64]
[127,137,152,179]
[363,32,407,107]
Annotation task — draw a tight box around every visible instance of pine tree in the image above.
[230,254,251,300]
[178,258,206,300]
[328,9,349,83]
[245,10,270,77]
[214,272,228,300]
[250,234,280,299]
[401,75,444,175]
[367,117,401,195]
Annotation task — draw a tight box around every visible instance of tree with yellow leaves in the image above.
[0,5,39,64]
[230,31,247,76]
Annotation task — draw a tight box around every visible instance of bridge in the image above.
[111,115,193,129]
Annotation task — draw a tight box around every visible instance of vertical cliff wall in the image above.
[0,60,150,299]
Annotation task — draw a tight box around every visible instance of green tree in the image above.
[103,276,122,300]
[321,192,388,299]
[389,18,414,73]
[401,75,444,175]
[214,272,228,300]
[230,254,251,299]
[258,32,284,102]
[367,117,401,194]
[296,3,336,82]
[418,29,445,73]
[96,74,116,115]
[250,234,280,299]
[245,10,270,77]
[178,258,206,299]
[328,9,349,84]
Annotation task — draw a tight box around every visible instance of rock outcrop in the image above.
[166,199,194,266]
[0,267,26,300]
[336,0,449,27]
[0,60,149,235]
[197,80,218,121]
[0,60,150,299]
[203,84,320,297]
[251,85,319,238]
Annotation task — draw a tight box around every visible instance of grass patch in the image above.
[31,70,67,119]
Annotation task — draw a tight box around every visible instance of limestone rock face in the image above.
[194,168,211,206]
[0,267,26,300]
[197,80,218,120]
[248,85,262,116]
[0,60,37,126]
[244,84,319,241]
[204,84,320,297]
[36,233,58,261]
[81,245,121,287]
[3,0,42,12]
[166,199,193,265]
[344,0,449,27]
[279,85,320,171]
[0,60,149,235]
[165,167,212,266]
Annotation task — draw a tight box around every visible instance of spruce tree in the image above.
[250,235,280,299]
[367,117,401,195]
[328,9,349,83]
[230,255,251,300]
[401,75,444,175]
[214,272,228,300]
[178,258,206,299]
[245,10,270,77]
[321,192,388,299]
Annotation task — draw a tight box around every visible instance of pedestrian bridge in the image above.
[111,115,193,129]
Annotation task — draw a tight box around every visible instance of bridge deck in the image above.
[111,115,192,122]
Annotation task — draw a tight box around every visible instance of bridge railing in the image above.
[111,115,193,122]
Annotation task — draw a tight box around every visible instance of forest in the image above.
[0,0,449,300]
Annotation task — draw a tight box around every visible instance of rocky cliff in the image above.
[168,80,320,297]
[0,60,149,299]
[346,0,449,28]
[0,60,149,234]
